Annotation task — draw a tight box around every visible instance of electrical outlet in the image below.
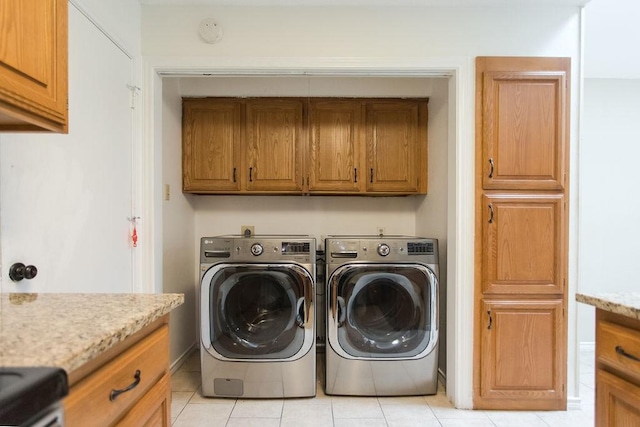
[241,225,254,237]
[377,226,385,236]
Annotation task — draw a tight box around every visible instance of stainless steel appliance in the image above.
[325,235,439,396]
[0,367,67,427]
[200,235,316,398]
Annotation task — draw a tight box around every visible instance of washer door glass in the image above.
[206,264,311,359]
[329,264,437,359]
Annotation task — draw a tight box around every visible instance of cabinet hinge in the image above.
[127,84,141,110]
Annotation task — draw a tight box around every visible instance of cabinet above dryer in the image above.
[182,97,428,196]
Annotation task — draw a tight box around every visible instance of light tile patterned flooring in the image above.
[171,349,596,426]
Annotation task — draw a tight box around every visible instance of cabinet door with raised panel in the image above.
[182,99,242,193]
[365,99,427,194]
[0,0,68,132]
[308,100,363,193]
[596,369,640,427]
[482,193,565,295]
[480,298,565,410]
[478,58,569,190]
[246,99,304,192]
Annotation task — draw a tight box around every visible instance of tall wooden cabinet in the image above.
[474,57,570,410]
[0,0,68,132]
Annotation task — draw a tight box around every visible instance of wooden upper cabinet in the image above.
[482,193,565,295]
[182,97,428,195]
[480,298,566,410]
[246,99,304,192]
[0,0,68,132]
[478,58,569,190]
[308,100,363,193]
[183,99,242,192]
[365,100,428,193]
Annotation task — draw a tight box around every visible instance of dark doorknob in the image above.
[9,263,38,282]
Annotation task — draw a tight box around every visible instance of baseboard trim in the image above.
[580,341,595,352]
[170,342,197,374]
[567,396,582,410]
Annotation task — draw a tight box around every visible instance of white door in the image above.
[0,6,135,293]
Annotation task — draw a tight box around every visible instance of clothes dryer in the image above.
[200,235,316,398]
[325,236,439,396]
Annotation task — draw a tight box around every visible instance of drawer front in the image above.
[598,320,640,380]
[117,373,170,427]
[65,325,169,427]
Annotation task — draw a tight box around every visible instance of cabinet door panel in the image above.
[597,369,640,427]
[480,299,565,409]
[482,193,565,295]
[0,0,67,131]
[365,100,427,193]
[182,99,242,192]
[309,100,362,192]
[246,99,303,192]
[481,70,567,190]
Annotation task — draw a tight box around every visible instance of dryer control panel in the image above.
[326,236,438,264]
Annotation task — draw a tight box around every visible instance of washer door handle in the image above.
[295,297,305,328]
[337,296,346,328]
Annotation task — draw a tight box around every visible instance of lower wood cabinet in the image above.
[596,309,640,426]
[477,298,566,410]
[64,316,171,427]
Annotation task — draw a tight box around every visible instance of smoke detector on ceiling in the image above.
[198,18,223,44]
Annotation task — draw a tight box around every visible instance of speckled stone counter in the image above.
[576,292,640,320]
[0,293,183,374]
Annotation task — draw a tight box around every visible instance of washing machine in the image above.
[325,235,439,396]
[200,235,316,398]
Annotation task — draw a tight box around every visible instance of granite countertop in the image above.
[0,293,183,374]
[576,292,640,320]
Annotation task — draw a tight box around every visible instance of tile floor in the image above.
[171,348,596,427]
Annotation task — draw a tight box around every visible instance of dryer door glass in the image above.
[329,264,437,359]
[206,264,312,359]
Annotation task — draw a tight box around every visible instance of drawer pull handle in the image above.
[110,370,141,401]
[615,346,640,362]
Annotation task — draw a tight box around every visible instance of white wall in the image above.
[142,4,582,407]
[577,79,640,343]
[142,5,579,58]
[576,0,640,346]
[162,79,198,365]
[0,3,141,295]
[584,0,640,79]
[71,0,141,56]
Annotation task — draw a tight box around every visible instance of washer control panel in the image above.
[200,236,315,263]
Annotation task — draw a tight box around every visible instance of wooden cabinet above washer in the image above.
[182,97,428,196]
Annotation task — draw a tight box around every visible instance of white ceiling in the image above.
[139,0,591,6]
